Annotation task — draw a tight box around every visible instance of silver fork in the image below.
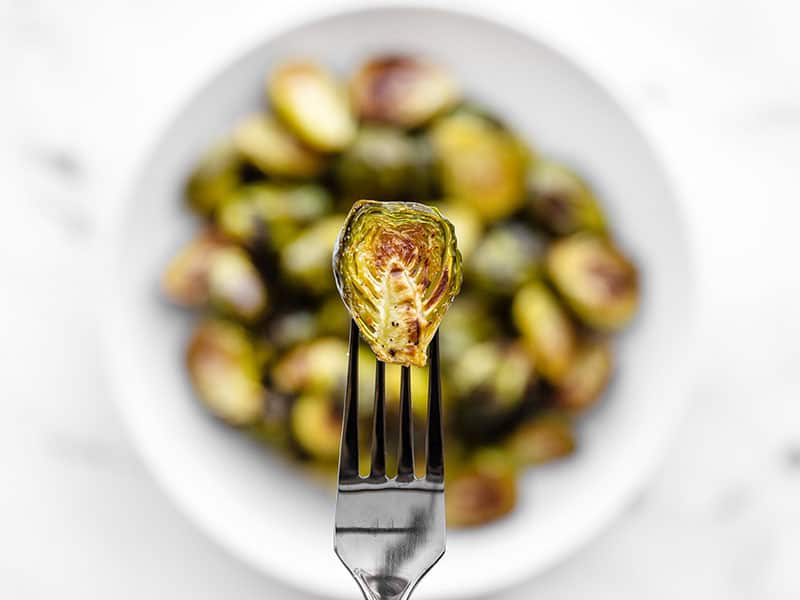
[334,320,446,600]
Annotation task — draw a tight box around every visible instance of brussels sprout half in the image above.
[185,140,242,216]
[446,448,517,527]
[350,55,460,128]
[161,229,226,307]
[556,339,613,412]
[468,223,545,295]
[546,234,639,330]
[207,246,268,322]
[290,394,342,462]
[281,215,345,293]
[505,412,575,466]
[528,160,606,235]
[333,200,463,367]
[271,337,348,396]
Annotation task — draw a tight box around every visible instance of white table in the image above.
[2,1,799,598]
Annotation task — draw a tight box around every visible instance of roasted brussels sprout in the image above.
[271,337,348,396]
[438,295,496,364]
[185,140,242,216]
[186,319,264,426]
[268,61,356,152]
[207,246,268,322]
[335,126,433,202]
[468,224,544,294]
[546,234,639,330]
[233,113,325,178]
[333,200,463,367]
[217,183,332,249]
[350,55,460,128]
[505,412,575,465]
[280,215,344,293]
[436,203,482,261]
[267,311,318,349]
[446,448,517,527]
[527,160,605,235]
[290,394,342,462]
[512,281,576,383]
[162,229,226,307]
[557,339,612,412]
[430,111,528,222]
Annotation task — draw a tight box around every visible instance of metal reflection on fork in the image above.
[334,320,446,600]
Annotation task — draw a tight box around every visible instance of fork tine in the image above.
[396,365,415,481]
[338,320,360,482]
[369,359,386,480]
[425,331,444,483]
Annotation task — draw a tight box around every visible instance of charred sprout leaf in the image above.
[528,160,605,235]
[350,55,460,128]
[468,224,544,294]
[268,61,356,152]
[281,215,344,293]
[217,183,332,249]
[512,281,577,383]
[446,448,517,527]
[546,234,639,330]
[333,200,463,367]
[161,229,226,307]
[335,126,433,203]
[290,394,342,462]
[506,412,575,465]
[430,111,528,222]
[186,319,264,426]
[557,339,613,413]
[185,140,242,216]
[271,337,348,396]
[436,203,483,261]
[208,246,268,322]
[233,113,325,178]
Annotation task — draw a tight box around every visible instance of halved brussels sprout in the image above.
[280,215,345,293]
[217,183,332,249]
[316,296,351,338]
[185,140,242,216]
[557,339,613,412]
[271,337,348,396]
[207,246,268,322]
[512,281,576,383]
[527,160,606,235]
[446,448,517,527]
[505,412,575,465]
[333,200,463,367]
[468,224,545,294]
[268,61,356,152]
[267,311,318,349]
[546,234,639,330]
[290,394,342,462]
[161,229,226,307]
[438,295,496,364]
[429,111,528,222]
[335,126,433,203]
[233,113,325,178]
[186,319,264,426]
[436,203,483,261]
[350,55,460,128]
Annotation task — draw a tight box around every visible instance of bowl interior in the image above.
[106,7,693,599]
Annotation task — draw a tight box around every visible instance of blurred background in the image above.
[1,0,799,598]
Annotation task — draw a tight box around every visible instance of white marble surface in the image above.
[2,0,799,598]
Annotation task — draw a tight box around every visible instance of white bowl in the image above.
[103,6,694,599]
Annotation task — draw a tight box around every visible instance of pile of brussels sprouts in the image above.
[162,55,639,527]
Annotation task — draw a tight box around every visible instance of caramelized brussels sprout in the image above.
[186,319,264,426]
[527,160,606,235]
[438,295,495,364]
[267,311,318,349]
[436,203,482,261]
[335,126,433,202]
[430,111,527,222]
[468,224,544,294]
[185,140,242,216]
[446,448,517,527]
[207,246,268,322]
[271,337,348,396]
[161,229,226,307]
[512,281,576,383]
[333,200,463,367]
[233,113,325,178]
[557,339,612,412]
[546,234,639,330]
[280,215,344,293]
[350,55,460,128]
[268,61,356,152]
[505,412,575,465]
[316,296,351,338]
[290,394,342,462]
[217,183,332,249]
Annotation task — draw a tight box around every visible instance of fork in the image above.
[334,320,446,600]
